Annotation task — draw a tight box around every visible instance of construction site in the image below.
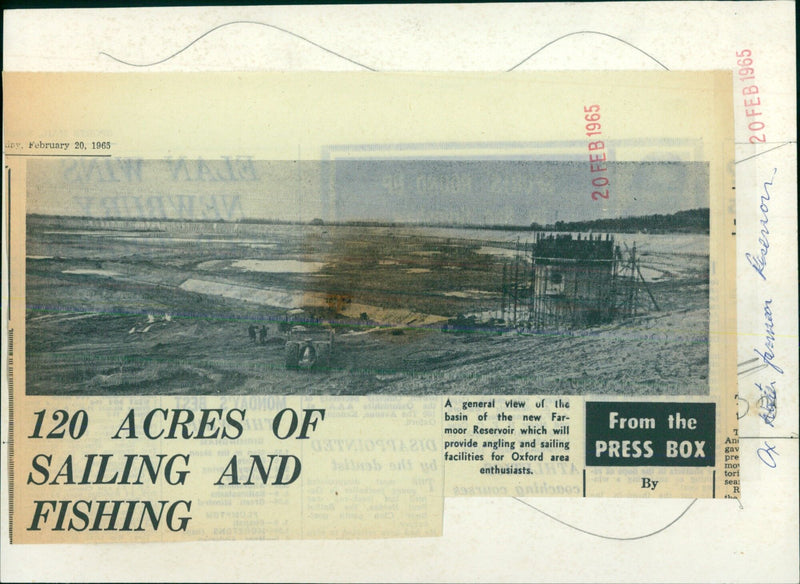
[26,216,709,396]
[489,233,658,332]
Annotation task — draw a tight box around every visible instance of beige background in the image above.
[2,3,797,583]
[4,70,737,516]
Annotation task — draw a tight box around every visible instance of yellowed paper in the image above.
[5,70,735,544]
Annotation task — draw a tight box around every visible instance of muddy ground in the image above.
[25,218,709,396]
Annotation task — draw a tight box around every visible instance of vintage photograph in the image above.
[26,156,710,396]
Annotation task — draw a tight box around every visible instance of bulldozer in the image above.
[284,325,334,370]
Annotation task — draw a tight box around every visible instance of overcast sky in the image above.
[27,158,708,225]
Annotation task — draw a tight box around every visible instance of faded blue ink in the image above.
[753,298,784,375]
[757,441,778,468]
[63,158,144,183]
[166,157,258,182]
[74,194,244,221]
[755,380,777,427]
[745,167,777,280]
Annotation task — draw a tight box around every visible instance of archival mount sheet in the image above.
[5,70,737,542]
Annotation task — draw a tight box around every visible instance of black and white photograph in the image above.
[26,156,711,396]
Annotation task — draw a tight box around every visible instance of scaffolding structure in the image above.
[497,233,657,331]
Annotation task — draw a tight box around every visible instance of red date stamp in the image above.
[584,105,609,201]
[736,49,766,144]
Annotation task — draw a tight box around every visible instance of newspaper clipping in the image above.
[4,71,737,542]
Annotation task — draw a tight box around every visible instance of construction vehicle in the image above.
[284,325,334,370]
